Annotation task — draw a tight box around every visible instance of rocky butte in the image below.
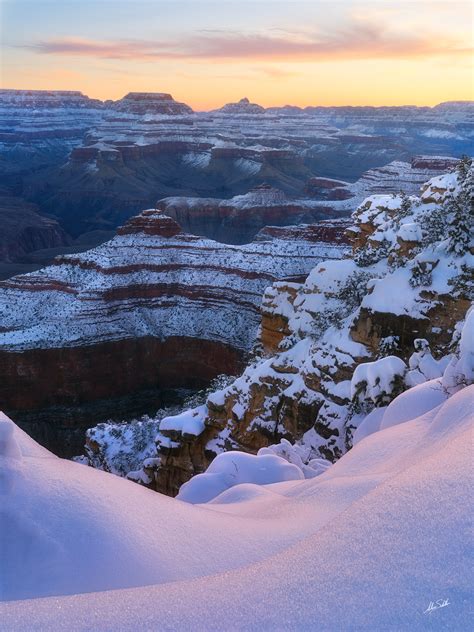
[0,211,349,455]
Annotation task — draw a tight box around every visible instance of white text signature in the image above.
[424,598,450,614]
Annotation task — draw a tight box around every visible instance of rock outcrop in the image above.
[108,92,193,115]
[156,183,340,243]
[0,212,348,454]
[214,97,265,115]
[0,193,70,263]
[125,162,472,496]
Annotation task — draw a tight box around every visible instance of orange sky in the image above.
[1,1,473,108]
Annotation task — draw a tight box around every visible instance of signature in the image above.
[424,598,450,614]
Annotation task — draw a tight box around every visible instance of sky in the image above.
[1,0,473,109]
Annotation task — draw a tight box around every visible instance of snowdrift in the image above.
[1,379,472,629]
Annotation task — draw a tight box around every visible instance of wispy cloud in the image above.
[23,19,472,63]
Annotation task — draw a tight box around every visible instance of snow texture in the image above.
[0,379,472,629]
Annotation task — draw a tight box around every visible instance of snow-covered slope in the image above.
[0,379,472,628]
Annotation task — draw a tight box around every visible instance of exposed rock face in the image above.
[304,158,462,205]
[0,193,70,263]
[0,89,103,109]
[0,211,348,454]
[411,155,459,170]
[128,164,472,496]
[108,92,193,115]
[156,184,341,243]
[214,97,265,115]
[304,177,352,200]
[3,88,470,240]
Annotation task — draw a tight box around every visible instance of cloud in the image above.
[24,19,472,63]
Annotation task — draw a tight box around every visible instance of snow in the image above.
[398,221,422,242]
[406,340,449,387]
[258,438,332,479]
[380,378,448,431]
[159,405,207,437]
[442,306,474,393]
[1,382,472,629]
[351,355,407,404]
[352,405,387,445]
[177,451,304,504]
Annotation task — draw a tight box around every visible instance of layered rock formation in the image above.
[156,183,340,243]
[108,92,193,115]
[0,192,69,263]
[121,162,473,496]
[3,89,471,238]
[213,97,266,115]
[0,89,103,175]
[0,212,348,454]
[0,89,103,109]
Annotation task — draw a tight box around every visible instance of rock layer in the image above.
[156,183,340,243]
[0,211,348,454]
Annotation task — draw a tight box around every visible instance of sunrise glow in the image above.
[1,0,473,108]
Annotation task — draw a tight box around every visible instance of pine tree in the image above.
[456,155,472,182]
[446,164,473,255]
[398,191,412,220]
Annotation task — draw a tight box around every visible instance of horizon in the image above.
[1,0,473,109]
[1,86,473,110]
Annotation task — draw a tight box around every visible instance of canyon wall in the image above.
[0,212,348,454]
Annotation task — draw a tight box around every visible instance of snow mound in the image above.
[1,385,472,629]
[177,451,303,504]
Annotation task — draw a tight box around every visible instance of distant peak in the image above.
[111,92,193,115]
[122,92,175,102]
[217,97,265,114]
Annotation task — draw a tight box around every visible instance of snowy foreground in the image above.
[1,377,473,629]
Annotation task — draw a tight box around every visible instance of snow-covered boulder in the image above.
[177,451,303,504]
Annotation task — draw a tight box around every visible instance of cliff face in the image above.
[0,89,103,174]
[156,183,341,243]
[0,212,348,454]
[125,162,473,496]
[0,193,70,263]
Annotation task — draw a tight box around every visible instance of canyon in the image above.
[0,89,472,468]
[0,210,349,455]
[84,163,472,497]
[0,89,472,268]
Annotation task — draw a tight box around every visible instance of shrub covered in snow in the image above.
[351,355,407,410]
[442,306,474,393]
[78,416,163,476]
